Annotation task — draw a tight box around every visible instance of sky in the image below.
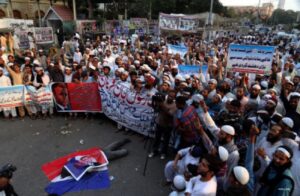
[220,0,300,11]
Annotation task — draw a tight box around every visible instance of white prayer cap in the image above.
[252,84,261,90]
[35,66,43,71]
[260,81,268,89]
[7,62,14,67]
[117,67,125,73]
[121,70,129,76]
[180,82,188,87]
[171,65,178,69]
[25,57,30,61]
[221,125,235,136]
[134,60,140,65]
[184,74,191,80]
[216,94,222,100]
[89,51,95,56]
[286,79,294,86]
[143,65,152,72]
[175,74,184,81]
[208,79,217,85]
[65,66,72,70]
[282,117,294,129]
[218,146,229,162]
[268,88,278,95]
[276,147,292,159]
[120,40,127,44]
[163,80,171,87]
[148,56,153,61]
[38,49,43,52]
[33,60,41,66]
[287,92,300,101]
[191,94,204,103]
[75,33,80,39]
[233,166,250,185]
[173,175,186,190]
[89,65,96,71]
[50,62,54,66]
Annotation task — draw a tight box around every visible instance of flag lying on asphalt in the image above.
[42,147,110,195]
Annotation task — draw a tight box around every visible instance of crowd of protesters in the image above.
[0,28,300,195]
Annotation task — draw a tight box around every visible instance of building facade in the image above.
[0,0,64,20]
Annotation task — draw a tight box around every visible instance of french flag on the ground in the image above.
[42,147,110,195]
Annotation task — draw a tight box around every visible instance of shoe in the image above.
[148,152,156,158]
[160,154,166,160]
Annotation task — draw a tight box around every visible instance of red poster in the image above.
[66,83,102,112]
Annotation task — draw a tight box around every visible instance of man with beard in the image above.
[149,90,176,159]
[256,124,284,180]
[198,108,240,190]
[285,92,300,135]
[174,96,202,149]
[207,79,217,100]
[248,84,261,105]
[216,100,243,134]
[236,87,248,112]
[220,79,236,103]
[258,146,294,196]
[185,154,221,196]
[48,62,64,82]
[265,97,281,119]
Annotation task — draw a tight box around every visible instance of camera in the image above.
[0,164,17,179]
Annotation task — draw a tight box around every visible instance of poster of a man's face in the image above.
[52,83,70,111]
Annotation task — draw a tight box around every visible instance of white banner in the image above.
[159,13,199,32]
[98,77,155,136]
[227,44,275,75]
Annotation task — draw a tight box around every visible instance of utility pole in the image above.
[37,0,42,26]
[208,0,214,41]
[149,0,152,20]
[124,0,127,20]
[72,0,77,20]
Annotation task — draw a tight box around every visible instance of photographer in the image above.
[148,90,177,160]
[0,164,18,196]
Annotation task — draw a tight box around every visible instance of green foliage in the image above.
[268,9,298,25]
[71,0,226,20]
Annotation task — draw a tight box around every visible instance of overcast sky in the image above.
[220,0,300,11]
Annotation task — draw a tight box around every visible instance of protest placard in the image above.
[33,27,54,44]
[98,76,155,136]
[0,85,24,108]
[227,44,275,75]
[167,44,188,59]
[25,85,53,107]
[178,65,208,76]
[51,82,102,112]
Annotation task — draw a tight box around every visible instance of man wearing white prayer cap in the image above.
[258,145,294,196]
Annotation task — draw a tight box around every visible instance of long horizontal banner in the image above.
[98,77,155,136]
[51,82,102,112]
[159,13,200,32]
[227,44,275,75]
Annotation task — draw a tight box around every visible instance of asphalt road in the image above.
[0,114,170,196]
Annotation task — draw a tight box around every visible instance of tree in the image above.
[268,9,298,25]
